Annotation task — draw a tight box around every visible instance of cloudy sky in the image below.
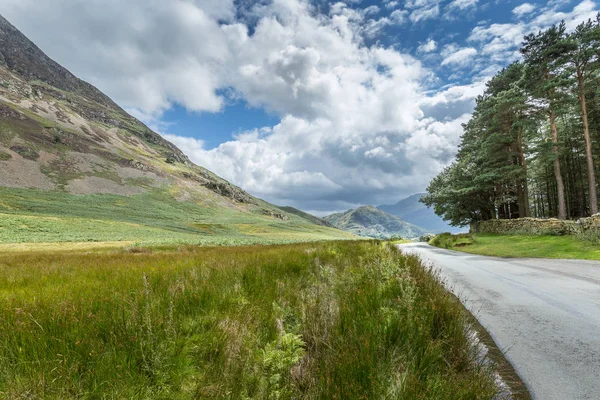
[1,0,598,214]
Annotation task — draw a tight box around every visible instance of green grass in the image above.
[430,233,600,260]
[0,241,496,399]
[0,187,355,246]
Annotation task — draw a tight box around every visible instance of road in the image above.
[398,243,600,400]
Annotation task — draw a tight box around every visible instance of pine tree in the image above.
[423,21,600,227]
[521,23,569,219]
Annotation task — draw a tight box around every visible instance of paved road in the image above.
[398,243,600,400]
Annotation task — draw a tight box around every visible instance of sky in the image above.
[1,0,598,215]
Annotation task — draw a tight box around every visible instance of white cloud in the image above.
[390,9,409,23]
[417,39,437,53]
[448,0,478,11]
[0,0,454,210]
[441,47,477,66]
[329,1,405,38]
[402,0,441,23]
[512,3,536,16]
[410,4,440,22]
[4,0,595,213]
[362,5,380,16]
[531,0,597,29]
[469,0,598,64]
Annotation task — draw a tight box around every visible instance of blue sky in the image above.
[158,0,594,152]
[3,0,598,213]
[163,0,534,150]
[161,101,279,149]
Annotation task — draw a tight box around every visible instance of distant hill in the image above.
[324,206,427,239]
[378,193,464,233]
[278,206,333,227]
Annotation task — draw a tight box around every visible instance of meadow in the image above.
[430,233,600,260]
[0,241,497,399]
[0,187,354,246]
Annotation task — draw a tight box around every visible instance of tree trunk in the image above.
[549,111,567,219]
[517,128,531,217]
[577,70,598,215]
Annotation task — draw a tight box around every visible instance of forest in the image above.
[423,15,600,226]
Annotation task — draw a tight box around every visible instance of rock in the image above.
[261,209,290,221]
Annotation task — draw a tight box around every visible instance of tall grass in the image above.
[0,241,496,398]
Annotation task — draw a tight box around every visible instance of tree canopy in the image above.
[423,16,600,226]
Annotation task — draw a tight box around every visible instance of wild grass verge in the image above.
[429,233,600,260]
[0,241,497,399]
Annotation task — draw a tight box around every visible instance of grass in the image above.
[0,241,497,399]
[0,187,355,246]
[430,233,600,260]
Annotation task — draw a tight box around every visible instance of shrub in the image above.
[430,233,475,249]
[419,233,436,242]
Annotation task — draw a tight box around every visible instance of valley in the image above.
[4,1,598,398]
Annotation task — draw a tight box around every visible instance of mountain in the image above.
[0,14,354,245]
[378,193,464,233]
[324,206,427,239]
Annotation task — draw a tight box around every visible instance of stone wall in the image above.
[471,215,600,238]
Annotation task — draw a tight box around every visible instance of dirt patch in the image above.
[67,176,145,195]
[117,166,169,187]
[0,147,55,190]
[67,152,111,174]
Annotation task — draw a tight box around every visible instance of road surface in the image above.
[398,243,600,400]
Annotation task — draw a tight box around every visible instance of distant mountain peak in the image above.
[378,193,464,233]
[324,206,427,239]
[0,14,114,107]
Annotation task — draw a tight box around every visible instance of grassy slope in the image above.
[430,233,600,260]
[278,206,331,227]
[0,187,355,246]
[0,241,496,399]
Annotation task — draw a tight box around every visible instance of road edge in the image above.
[451,290,532,400]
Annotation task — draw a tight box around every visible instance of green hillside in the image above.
[0,15,353,246]
[0,187,356,246]
[278,206,332,227]
[324,206,427,239]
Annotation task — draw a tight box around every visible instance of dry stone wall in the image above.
[471,215,600,239]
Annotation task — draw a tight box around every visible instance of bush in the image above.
[430,233,475,249]
[419,233,436,242]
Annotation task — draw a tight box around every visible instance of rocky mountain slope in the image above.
[0,14,354,245]
[378,193,464,233]
[324,206,427,239]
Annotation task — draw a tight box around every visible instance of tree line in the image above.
[422,16,600,226]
